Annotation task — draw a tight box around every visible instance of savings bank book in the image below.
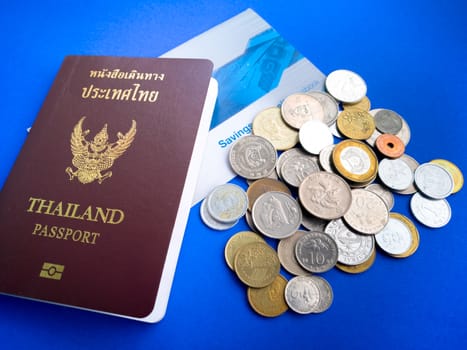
[0,55,217,322]
[161,8,326,204]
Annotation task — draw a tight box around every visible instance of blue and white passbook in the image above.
[162,8,326,204]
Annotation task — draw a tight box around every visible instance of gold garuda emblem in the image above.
[65,116,136,184]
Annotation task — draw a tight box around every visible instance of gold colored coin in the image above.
[247,274,289,317]
[246,178,292,211]
[253,107,299,150]
[224,231,266,270]
[234,242,280,288]
[430,159,464,193]
[342,96,371,111]
[336,109,375,140]
[390,213,420,258]
[336,248,376,274]
[332,139,378,183]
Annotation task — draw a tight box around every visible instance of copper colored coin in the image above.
[246,178,291,211]
[375,133,405,158]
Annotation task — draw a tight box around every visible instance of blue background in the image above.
[1,1,466,349]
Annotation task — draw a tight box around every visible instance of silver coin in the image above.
[285,276,320,314]
[275,147,308,180]
[365,183,395,211]
[375,216,413,256]
[378,158,414,191]
[374,109,403,134]
[206,183,248,223]
[324,219,375,266]
[277,231,311,276]
[343,189,389,235]
[310,275,334,313]
[200,197,238,231]
[246,169,279,186]
[300,204,329,232]
[281,93,325,129]
[395,115,411,146]
[251,191,302,239]
[280,151,320,188]
[394,154,419,195]
[414,163,454,199]
[319,144,336,173]
[410,192,451,228]
[307,90,339,126]
[245,210,259,233]
[295,231,338,273]
[330,119,345,139]
[299,171,352,220]
[366,109,384,147]
[325,69,367,103]
[299,120,334,155]
[229,135,277,180]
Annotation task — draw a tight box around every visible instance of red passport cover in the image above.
[0,55,216,321]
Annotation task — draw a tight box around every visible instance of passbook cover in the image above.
[162,8,326,204]
[0,55,217,322]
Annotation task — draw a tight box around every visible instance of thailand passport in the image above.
[0,55,217,322]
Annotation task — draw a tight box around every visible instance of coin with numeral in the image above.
[295,231,338,273]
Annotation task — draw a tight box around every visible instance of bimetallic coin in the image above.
[252,107,299,150]
[247,274,289,317]
[229,135,277,180]
[325,69,367,103]
[251,191,302,239]
[325,218,375,265]
[336,109,375,140]
[336,248,376,274]
[332,139,378,184]
[280,152,320,188]
[410,192,451,228]
[224,231,266,270]
[206,183,248,223]
[375,134,405,159]
[284,276,320,314]
[246,178,291,211]
[378,158,414,191]
[374,109,403,134]
[342,96,371,111]
[200,197,238,231]
[343,189,389,235]
[277,231,311,276]
[299,171,352,220]
[414,163,454,199]
[234,242,280,288]
[389,213,420,258]
[365,183,395,211]
[430,159,464,193]
[295,231,338,273]
[307,90,339,126]
[299,120,334,155]
[375,213,413,256]
[281,93,324,129]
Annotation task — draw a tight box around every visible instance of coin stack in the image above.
[200,69,464,317]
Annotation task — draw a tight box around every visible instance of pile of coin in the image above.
[200,68,464,317]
